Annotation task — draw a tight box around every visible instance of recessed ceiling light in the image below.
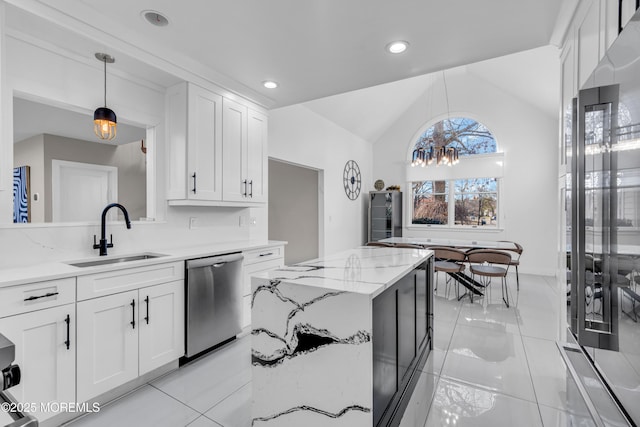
[263,81,278,89]
[142,10,169,27]
[386,41,409,54]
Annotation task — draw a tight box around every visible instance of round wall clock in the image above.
[343,160,361,200]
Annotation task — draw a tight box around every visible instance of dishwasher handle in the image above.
[186,253,244,270]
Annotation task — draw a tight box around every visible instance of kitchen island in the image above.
[251,246,433,426]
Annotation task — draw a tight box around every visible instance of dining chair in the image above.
[431,247,467,299]
[466,249,512,307]
[498,241,523,291]
[366,241,394,247]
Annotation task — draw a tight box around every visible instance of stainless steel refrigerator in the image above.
[567,7,640,425]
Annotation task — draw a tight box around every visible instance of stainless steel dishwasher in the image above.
[185,252,243,358]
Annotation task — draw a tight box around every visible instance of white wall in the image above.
[269,104,372,256]
[373,55,560,275]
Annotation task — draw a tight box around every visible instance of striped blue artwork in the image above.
[13,166,30,223]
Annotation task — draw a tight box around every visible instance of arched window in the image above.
[410,117,499,228]
[413,117,497,156]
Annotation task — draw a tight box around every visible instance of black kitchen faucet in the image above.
[93,203,131,256]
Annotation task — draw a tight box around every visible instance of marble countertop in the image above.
[253,246,432,298]
[0,240,286,288]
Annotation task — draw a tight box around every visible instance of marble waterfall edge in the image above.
[250,246,432,426]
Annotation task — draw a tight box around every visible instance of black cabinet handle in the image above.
[24,292,59,302]
[192,172,197,194]
[144,296,149,324]
[249,180,253,197]
[130,299,136,329]
[64,315,70,350]
[242,179,247,197]
[258,252,273,257]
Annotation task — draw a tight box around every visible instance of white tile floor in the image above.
[65,272,596,427]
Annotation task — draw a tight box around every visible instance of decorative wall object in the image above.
[343,160,361,200]
[13,166,31,223]
[374,179,384,190]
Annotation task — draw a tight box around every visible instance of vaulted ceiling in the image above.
[8,0,565,109]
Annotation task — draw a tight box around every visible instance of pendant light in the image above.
[94,53,117,141]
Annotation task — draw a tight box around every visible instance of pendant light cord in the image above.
[103,58,107,107]
[442,70,450,121]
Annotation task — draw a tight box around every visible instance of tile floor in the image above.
[65,272,598,427]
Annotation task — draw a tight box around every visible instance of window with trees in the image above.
[411,117,499,228]
[413,117,496,155]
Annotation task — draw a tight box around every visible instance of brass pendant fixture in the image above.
[94,53,117,141]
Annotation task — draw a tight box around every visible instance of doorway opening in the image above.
[268,159,321,265]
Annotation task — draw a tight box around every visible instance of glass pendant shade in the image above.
[94,107,117,140]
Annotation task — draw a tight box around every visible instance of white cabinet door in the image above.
[577,0,601,88]
[246,109,268,202]
[0,304,75,422]
[222,97,249,202]
[188,84,223,201]
[621,0,637,29]
[602,0,620,53]
[242,258,284,328]
[77,290,138,402]
[139,281,185,375]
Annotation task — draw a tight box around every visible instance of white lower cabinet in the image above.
[139,281,184,375]
[242,247,285,328]
[0,304,75,422]
[77,281,184,402]
[77,290,138,402]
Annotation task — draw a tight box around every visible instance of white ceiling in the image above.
[11,0,565,109]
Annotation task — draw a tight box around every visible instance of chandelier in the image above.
[411,144,459,167]
[411,70,459,167]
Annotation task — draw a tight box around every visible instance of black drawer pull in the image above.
[24,292,59,302]
[249,180,253,198]
[242,179,248,197]
[192,172,197,194]
[130,299,136,329]
[144,296,149,324]
[64,315,71,350]
[258,252,274,257]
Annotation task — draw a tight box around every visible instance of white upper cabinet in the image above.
[601,0,620,54]
[166,82,267,205]
[247,109,268,202]
[166,82,223,202]
[187,85,224,201]
[577,0,601,89]
[222,98,248,202]
[621,0,638,29]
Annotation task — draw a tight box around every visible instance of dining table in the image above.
[380,237,518,300]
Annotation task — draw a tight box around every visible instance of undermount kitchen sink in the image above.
[67,253,167,268]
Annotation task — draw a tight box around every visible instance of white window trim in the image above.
[406,177,503,231]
